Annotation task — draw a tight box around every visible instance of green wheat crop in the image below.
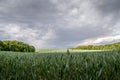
[0,50,120,80]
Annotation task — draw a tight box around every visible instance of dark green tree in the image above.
[0,40,35,52]
[0,40,5,50]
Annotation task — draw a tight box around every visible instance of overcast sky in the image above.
[0,0,120,48]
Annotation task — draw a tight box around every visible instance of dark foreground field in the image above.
[0,50,120,80]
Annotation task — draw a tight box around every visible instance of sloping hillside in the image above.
[72,42,120,50]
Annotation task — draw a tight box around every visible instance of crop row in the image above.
[0,50,120,80]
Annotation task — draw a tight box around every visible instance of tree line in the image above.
[72,42,120,50]
[0,40,35,52]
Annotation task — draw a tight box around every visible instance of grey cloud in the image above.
[0,23,56,48]
[0,0,60,24]
[47,24,114,47]
[93,0,120,16]
[0,0,120,48]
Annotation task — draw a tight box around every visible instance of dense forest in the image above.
[72,42,120,50]
[0,40,35,52]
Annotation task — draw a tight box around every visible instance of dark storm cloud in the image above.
[93,0,120,14]
[49,24,114,47]
[0,0,59,24]
[45,0,120,47]
[0,0,120,48]
[92,0,120,23]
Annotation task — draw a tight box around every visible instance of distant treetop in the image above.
[72,42,120,50]
[0,40,35,52]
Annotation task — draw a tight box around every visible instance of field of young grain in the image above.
[0,50,120,80]
[36,49,108,53]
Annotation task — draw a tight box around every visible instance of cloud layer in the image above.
[0,0,120,48]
